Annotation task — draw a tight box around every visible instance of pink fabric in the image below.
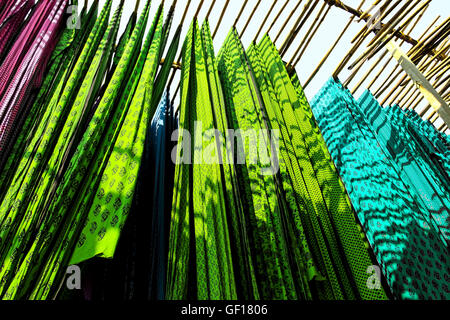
[0,0,68,154]
[0,0,34,58]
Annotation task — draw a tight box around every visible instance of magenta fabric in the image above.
[0,0,68,154]
[0,0,34,58]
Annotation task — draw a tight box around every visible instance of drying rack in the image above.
[146,0,449,133]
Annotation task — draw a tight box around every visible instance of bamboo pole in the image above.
[380,53,437,105]
[365,0,416,48]
[358,0,383,21]
[288,1,329,67]
[293,4,332,67]
[212,0,230,39]
[134,0,141,12]
[351,5,426,94]
[371,16,440,95]
[233,0,249,27]
[393,41,448,106]
[418,39,449,73]
[267,0,289,35]
[241,0,262,38]
[430,112,440,123]
[386,56,440,106]
[423,78,450,119]
[345,16,416,90]
[194,0,205,18]
[303,0,366,89]
[205,0,216,20]
[435,73,450,89]
[347,0,426,71]
[324,0,427,49]
[351,0,396,44]
[274,0,303,44]
[170,0,206,102]
[332,26,367,79]
[167,0,192,87]
[408,17,450,62]
[254,0,278,42]
[425,56,450,80]
[281,0,319,56]
[402,64,445,108]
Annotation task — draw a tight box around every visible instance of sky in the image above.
[78,0,449,133]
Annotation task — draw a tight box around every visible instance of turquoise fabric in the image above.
[358,91,450,245]
[310,78,450,300]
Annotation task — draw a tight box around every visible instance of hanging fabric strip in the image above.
[358,91,450,245]
[249,34,388,301]
[310,78,450,300]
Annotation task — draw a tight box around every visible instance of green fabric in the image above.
[250,35,387,300]
[167,20,237,300]
[0,0,113,299]
[0,1,97,202]
[217,28,301,300]
[69,3,166,265]
[201,20,259,299]
[0,0,155,300]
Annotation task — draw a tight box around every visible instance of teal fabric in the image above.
[358,91,450,245]
[310,78,450,300]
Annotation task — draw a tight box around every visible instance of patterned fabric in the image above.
[310,78,450,300]
[167,21,238,300]
[218,27,298,300]
[0,0,35,60]
[0,1,97,201]
[398,108,450,177]
[69,4,165,265]
[384,106,450,193]
[0,0,67,159]
[0,0,117,300]
[358,91,450,245]
[247,35,387,300]
[0,1,446,302]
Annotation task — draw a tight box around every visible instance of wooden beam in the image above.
[386,40,450,128]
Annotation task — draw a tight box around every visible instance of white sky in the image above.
[79,0,449,133]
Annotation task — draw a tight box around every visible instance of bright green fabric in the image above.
[167,20,237,301]
[69,3,165,265]
[0,0,113,299]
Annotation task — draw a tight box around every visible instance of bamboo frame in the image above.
[324,0,428,48]
[241,0,262,38]
[280,0,318,57]
[350,0,396,45]
[254,0,278,42]
[212,0,230,39]
[303,0,366,89]
[274,0,303,44]
[408,17,450,63]
[372,16,442,98]
[267,0,289,35]
[288,1,330,67]
[160,0,448,133]
[350,5,426,94]
[358,0,383,22]
[385,37,449,107]
[347,0,426,71]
